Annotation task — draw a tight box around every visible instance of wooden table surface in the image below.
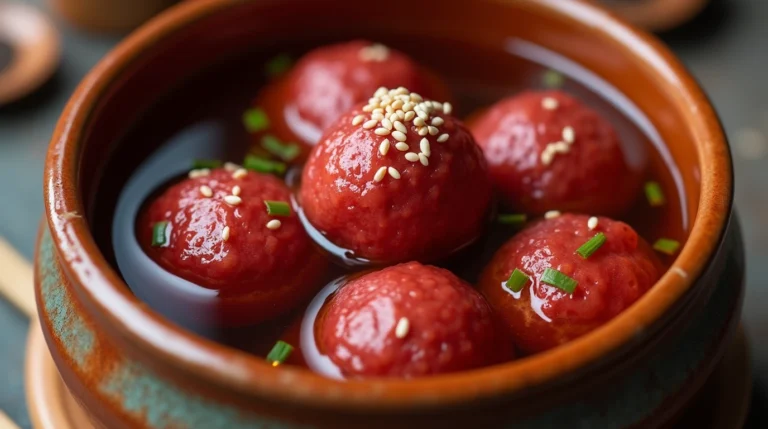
[0,0,765,427]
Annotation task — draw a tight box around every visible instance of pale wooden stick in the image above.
[0,237,35,318]
[0,410,20,429]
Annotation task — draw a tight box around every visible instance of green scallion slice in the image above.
[243,154,286,175]
[151,221,169,247]
[191,159,222,169]
[541,267,578,294]
[261,135,300,162]
[264,200,291,216]
[243,108,270,133]
[505,268,530,293]
[576,232,607,259]
[645,181,665,207]
[498,214,527,225]
[266,340,293,366]
[543,70,565,88]
[653,238,680,255]
[265,54,293,77]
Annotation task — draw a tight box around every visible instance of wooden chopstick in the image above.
[0,237,35,318]
[0,409,20,429]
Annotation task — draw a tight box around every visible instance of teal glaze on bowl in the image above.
[34,216,744,428]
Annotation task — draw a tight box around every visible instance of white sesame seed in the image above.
[371,113,384,121]
[375,127,391,136]
[352,115,365,126]
[417,110,429,120]
[199,185,213,197]
[375,87,388,97]
[392,131,407,142]
[395,86,408,95]
[388,167,401,179]
[232,168,248,179]
[362,105,374,112]
[541,150,554,165]
[588,216,598,230]
[374,166,388,182]
[188,168,210,179]
[437,134,449,143]
[404,111,416,121]
[385,105,394,114]
[551,141,570,153]
[395,317,410,338]
[563,126,575,144]
[396,110,405,120]
[431,117,444,126]
[542,97,559,110]
[223,162,239,172]
[266,219,282,230]
[379,139,391,156]
[427,126,439,136]
[224,195,242,206]
[419,153,429,166]
[420,138,431,156]
[443,102,452,115]
[392,100,404,110]
[390,113,400,123]
[394,121,407,134]
[544,210,561,219]
[381,118,393,130]
[413,117,426,127]
[405,152,420,162]
[373,108,384,114]
[232,185,241,196]
[380,98,392,107]
[395,142,409,151]
[403,102,414,112]
[410,93,423,102]
[363,119,377,129]
[369,97,379,104]
[222,226,231,241]
[418,127,429,136]
[672,267,688,278]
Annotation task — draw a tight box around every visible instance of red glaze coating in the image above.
[470,90,640,216]
[318,262,511,378]
[478,214,662,354]
[300,90,492,264]
[140,168,328,326]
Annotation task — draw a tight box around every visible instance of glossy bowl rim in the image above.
[43,0,733,409]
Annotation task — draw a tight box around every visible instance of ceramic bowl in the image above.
[36,0,741,428]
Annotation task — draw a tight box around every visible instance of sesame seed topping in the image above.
[430,117,444,126]
[352,115,365,126]
[381,118,393,130]
[372,113,384,121]
[373,108,384,114]
[417,110,429,120]
[419,153,429,166]
[427,126,439,136]
[266,219,282,230]
[541,141,570,165]
[413,117,426,127]
[404,111,416,121]
[395,317,410,339]
[232,185,241,196]
[405,152,420,162]
[223,162,240,172]
[542,97,559,110]
[392,131,407,142]
[388,167,401,179]
[362,105,374,112]
[232,168,248,179]
[563,126,575,144]
[222,226,231,241]
[394,121,407,134]
[443,102,453,115]
[418,127,429,136]
[420,138,431,156]
[588,216,598,230]
[389,113,399,123]
[396,111,405,120]
[374,166,388,182]
[544,210,561,219]
[392,100,404,110]
[379,139,391,156]
[199,185,213,197]
[188,168,210,179]
[224,195,242,206]
[672,267,688,278]
[437,134,449,143]
[395,142,410,151]
[541,151,554,165]
[375,87,388,97]
[363,119,377,129]
[403,102,414,112]
[359,43,390,62]
[410,93,423,102]
[375,127,391,136]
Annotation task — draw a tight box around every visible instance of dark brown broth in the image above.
[93,38,686,367]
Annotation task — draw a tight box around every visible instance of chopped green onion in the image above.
[151,221,169,247]
[645,181,665,207]
[653,238,680,255]
[261,135,300,162]
[541,267,578,294]
[243,154,286,175]
[265,54,293,77]
[576,232,607,259]
[191,159,222,169]
[543,70,565,88]
[505,268,530,293]
[264,200,291,216]
[498,214,527,225]
[243,108,270,133]
[266,340,293,366]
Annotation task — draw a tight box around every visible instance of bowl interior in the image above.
[48,0,730,410]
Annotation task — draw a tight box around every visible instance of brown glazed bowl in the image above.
[36,0,741,428]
